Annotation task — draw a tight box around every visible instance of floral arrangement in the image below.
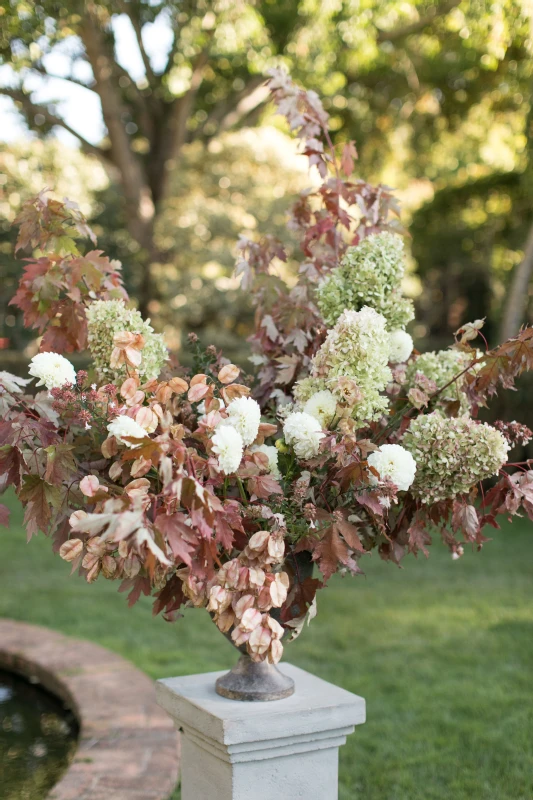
[2,72,533,667]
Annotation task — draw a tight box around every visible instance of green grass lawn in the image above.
[1,490,532,800]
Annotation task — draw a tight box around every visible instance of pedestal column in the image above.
[156,663,365,800]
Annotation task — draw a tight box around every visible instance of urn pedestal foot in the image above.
[215,653,295,701]
[156,663,366,800]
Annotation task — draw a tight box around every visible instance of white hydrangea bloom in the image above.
[368,444,417,492]
[295,306,391,428]
[86,299,168,382]
[252,444,281,479]
[29,352,76,389]
[107,415,148,446]
[404,348,480,415]
[283,411,325,459]
[212,424,244,474]
[225,396,261,445]
[303,389,337,427]
[388,330,413,364]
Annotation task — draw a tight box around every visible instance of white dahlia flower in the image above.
[303,389,337,427]
[367,444,417,492]
[225,396,261,445]
[252,444,281,479]
[283,411,325,459]
[212,424,244,474]
[388,330,413,364]
[29,352,76,390]
[107,415,148,447]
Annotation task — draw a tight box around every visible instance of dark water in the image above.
[0,669,79,800]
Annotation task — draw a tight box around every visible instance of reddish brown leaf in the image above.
[335,518,364,552]
[280,576,322,623]
[357,491,385,516]
[153,575,185,620]
[336,461,366,491]
[313,527,350,581]
[275,354,300,385]
[452,502,480,543]
[121,438,162,463]
[118,576,152,607]
[341,141,358,176]
[155,513,195,567]
[214,515,235,551]
[247,474,284,500]
[19,474,61,538]
[407,518,431,557]
[0,445,23,490]
[44,444,76,485]
[52,517,71,553]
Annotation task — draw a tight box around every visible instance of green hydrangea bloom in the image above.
[405,349,476,414]
[295,306,391,428]
[316,232,414,330]
[402,412,509,503]
[86,299,168,382]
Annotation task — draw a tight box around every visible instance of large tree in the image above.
[1,0,305,313]
[1,0,530,324]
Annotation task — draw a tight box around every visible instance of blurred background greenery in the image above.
[1,0,532,365]
[1,5,533,798]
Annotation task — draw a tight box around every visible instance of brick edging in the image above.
[0,619,180,800]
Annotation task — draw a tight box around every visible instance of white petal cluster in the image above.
[303,389,337,427]
[252,444,281,479]
[29,352,76,389]
[368,444,417,492]
[212,424,244,474]
[283,411,325,459]
[225,396,261,445]
[107,415,147,446]
[388,330,413,364]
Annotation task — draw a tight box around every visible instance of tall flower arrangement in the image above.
[2,74,533,665]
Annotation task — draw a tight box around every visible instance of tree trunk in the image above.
[80,10,160,317]
[499,221,533,341]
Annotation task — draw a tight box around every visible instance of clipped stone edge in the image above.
[0,618,180,800]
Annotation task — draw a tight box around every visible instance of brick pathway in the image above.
[0,619,180,800]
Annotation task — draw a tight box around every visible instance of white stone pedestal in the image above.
[156,663,365,800]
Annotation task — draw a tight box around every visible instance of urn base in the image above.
[215,654,295,701]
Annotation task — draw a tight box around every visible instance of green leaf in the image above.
[54,235,80,256]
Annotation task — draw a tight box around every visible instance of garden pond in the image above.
[0,669,78,799]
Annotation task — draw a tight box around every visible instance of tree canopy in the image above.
[1,0,532,350]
